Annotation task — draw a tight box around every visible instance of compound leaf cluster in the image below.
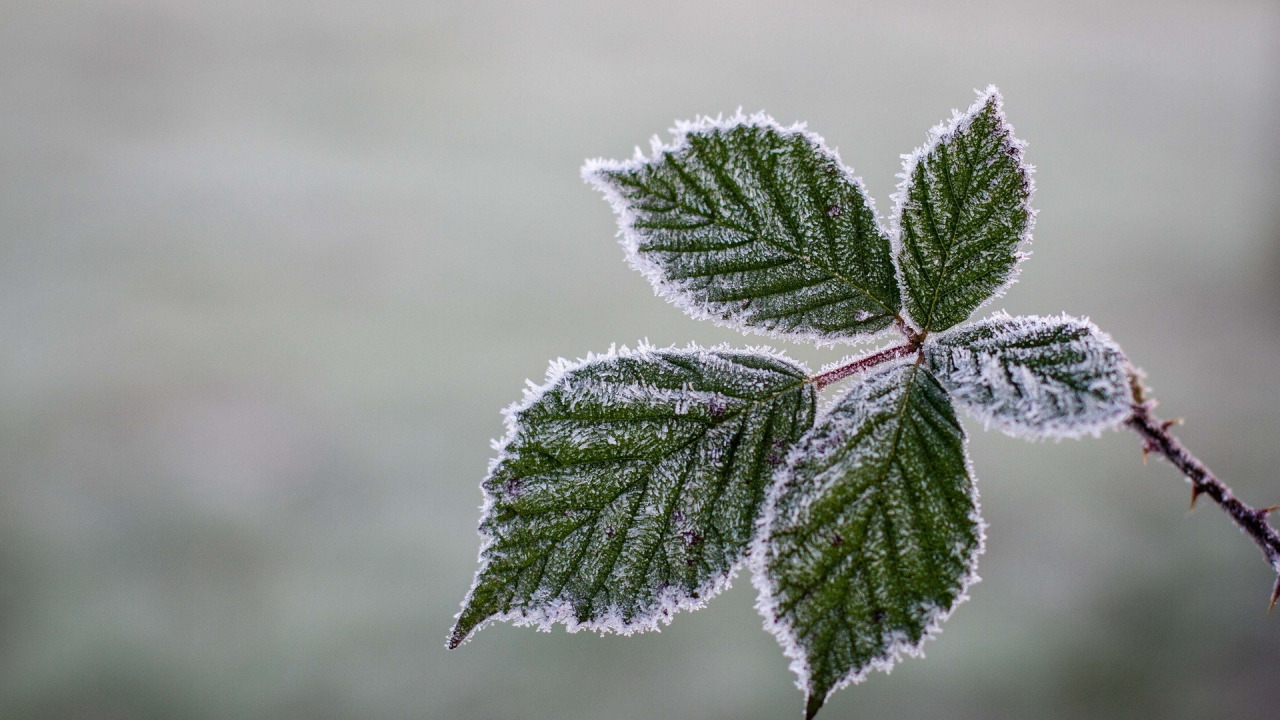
[452,86,1132,718]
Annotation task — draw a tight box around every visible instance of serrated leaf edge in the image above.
[927,311,1132,441]
[887,85,1037,332]
[449,340,812,648]
[747,360,988,708]
[582,110,898,349]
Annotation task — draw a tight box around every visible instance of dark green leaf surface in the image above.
[894,88,1034,333]
[450,345,816,648]
[753,362,981,718]
[584,114,901,344]
[925,313,1131,439]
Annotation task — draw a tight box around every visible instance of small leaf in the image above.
[584,113,902,344]
[450,344,816,648]
[893,87,1034,333]
[752,362,981,717]
[925,312,1131,439]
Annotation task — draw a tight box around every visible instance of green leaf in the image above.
[449,344,816,648]
[925,312,1131,439]
[752,362,981,718]
[584,113,902,344]
[894,87,1034,333]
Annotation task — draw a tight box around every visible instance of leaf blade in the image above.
[924,312,1131,439]
[450,344,817,648]
[585,113,902,344]
[893,87,1034,333]
[752,362,981,716]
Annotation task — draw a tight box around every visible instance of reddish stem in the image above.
[811,343,918,390]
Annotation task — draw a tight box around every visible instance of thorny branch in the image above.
[1126,369,1280,611]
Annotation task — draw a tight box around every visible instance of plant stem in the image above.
[811,342,918,390]
[1126,371,1280,610]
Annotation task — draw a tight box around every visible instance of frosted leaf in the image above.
[584,112,902,345]
[892,87,1035,333]
[925,312,1131,439]
[752,362,981,718]
[449,344,817,648]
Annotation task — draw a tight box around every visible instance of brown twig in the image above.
[1126,369,1280,611]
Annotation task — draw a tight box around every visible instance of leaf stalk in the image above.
[811,341,919,390]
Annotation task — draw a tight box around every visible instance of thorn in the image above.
[1269,576,1280,613]
[1258,505,1280,519]
[1161,418,1183,431]
[1141,439,1158,465]
[1190,485,1204,511]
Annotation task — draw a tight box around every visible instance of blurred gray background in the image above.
[1,1,1278,718]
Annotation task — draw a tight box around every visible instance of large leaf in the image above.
[584,113,902,344]
[925,312,1131,439]
[449,344,816,648]
[893,87,1034,333]
[752,361,981,718]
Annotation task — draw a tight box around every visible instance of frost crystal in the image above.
[449,344,816,648]
[584,112,902,346]
[752,361,982,718]
[925,312,1131,439]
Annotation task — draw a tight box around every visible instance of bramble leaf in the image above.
[893,87,1034,333]
[925,312,1131,439]
[584,113,902,344]
[449,344,816,648]
[752,362,981,718]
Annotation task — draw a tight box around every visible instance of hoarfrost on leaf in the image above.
[924,312,1131,439]
[751,361,982,718]
[893,87,1035,333]
[584,112,902,345]
[449,344,816,648]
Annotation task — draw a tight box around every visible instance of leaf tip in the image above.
[804,693,825,719]
[447,624,469,650]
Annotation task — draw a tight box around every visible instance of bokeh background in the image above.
[2,1,1278,718]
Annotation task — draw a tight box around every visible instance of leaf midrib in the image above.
[915,129,978,333]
